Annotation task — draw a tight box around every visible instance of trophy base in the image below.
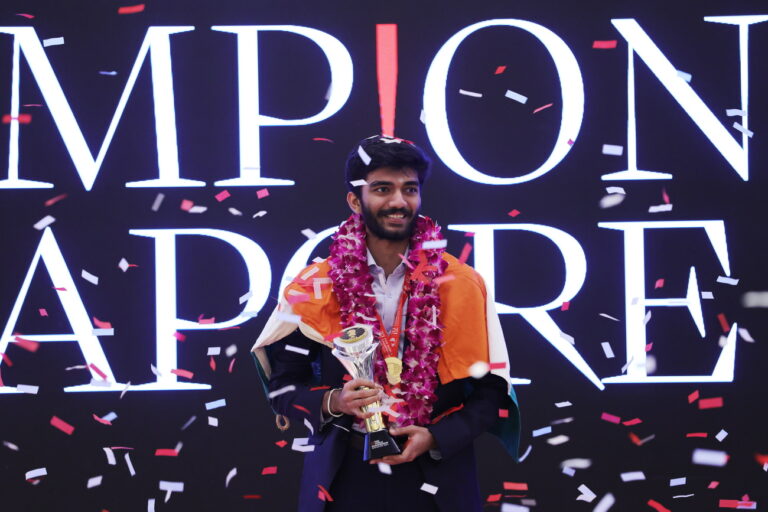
[363,429,401,461]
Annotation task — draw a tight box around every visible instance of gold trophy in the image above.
[332,325,402,461]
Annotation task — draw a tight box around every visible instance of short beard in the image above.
[360,202,416,241]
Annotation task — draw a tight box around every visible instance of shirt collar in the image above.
[366,247,409,277]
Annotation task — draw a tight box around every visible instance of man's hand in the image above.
[324,378,383,419]
[369,425,437,466]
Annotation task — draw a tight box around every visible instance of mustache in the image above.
[378,208,412,217]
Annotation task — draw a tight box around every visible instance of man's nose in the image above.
[388,189,408,209]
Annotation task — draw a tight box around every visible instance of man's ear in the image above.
[347,191,362,214]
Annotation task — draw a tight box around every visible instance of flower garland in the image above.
[328,213,447,427]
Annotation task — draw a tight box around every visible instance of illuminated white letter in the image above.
[211,26,353,187]
[602,16,768,181]
[599,220,735,383]
[280,226,338,298]
[449,223,603,389]
[128,229,271,390]
[0,228,125,393]
[424,20,583,185]
[0,26,200,191]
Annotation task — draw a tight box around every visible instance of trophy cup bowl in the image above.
[332,325,401,461]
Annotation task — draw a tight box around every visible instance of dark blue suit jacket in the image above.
[266,329,515,512]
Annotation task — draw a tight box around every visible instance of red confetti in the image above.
[498,409,509,418]
[92,317,113,329]
[228,357,236,373]
[458,243,473,264]
[92,413,112,426]
[215,190,231,202]
[622,418,642,426]
[275,440,288,448]
[654,278,665,289]
[16,13,35,18]
[38,308,48,317]
[209,356,216,371]
[717,313,731,333]
[312,137,334,143]
[719,500,757,509]
[256,188,269,199]
[601,412,621,424]
[261,466,278,475]
[170,368,194,379]
[708,481,720,489]
[317,484,334,502]
[507,209,521,217]
[243,495,262,499]
[686,432,708,438]
[1,113,32,124]
[561,301,570,311]
[292,404,311,414]
[503,482,528,491]
[117,4,145,14]
[12,336,40,352]
[433,274,455,285]
[310,386,331,391]
[593,40,618,49]
[1,353,12,366]
[89,363,108,380]
[647,499,671,512]
[688,390,700,403]
[464,232,475,237]
[155,449,178,456]
[342,374,353,382]
[489,362,507,370]
[699,397,724,410]
[494,65,506,75]
[53,287,67,291]
[44,193,67,207]
[487,494,502,502]
[173,332,186,342]
[180,199,194,211]
[755,454,768,465]
[629,432,642,446]
[532,103,553,114]
[50,416,75,435]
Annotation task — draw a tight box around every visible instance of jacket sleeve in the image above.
[267,330,329,434]
[427,373,509,460]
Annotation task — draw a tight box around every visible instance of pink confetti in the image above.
[312,137,334,143]
[503,482,528,491]
[688,390,700,403]
[498,409,509,418]
[44,193,67,207]
[317,484,334,502]
[170,368,194,379]
[489,362,506,370]
[261,466,278,475]
[647,499,671,512]
[533,103,553,114]
[699,397,724,410]
[487,494,502,502]
[92,413,112,426]
[287,292,311,305]
[567,139,574,145]
[645,342,653,352]
[1,353,12,366]
[433,274,455,285]
[622,418,642,426]
[155,449,178,456]
[12,336,40,352]
[209,356,216,371]
[662,187,671,204]
[494,65,506,75]
[686,432,708,438]
[180,199,194,211]
[719,499,757,509]
[458,243,473,265]
[50,416,75,435]
[593,40,618,49]
[256,188,269,199]
[508,209,521,217]
[601,412,621,424]
[92,317,112,329]
[654,278,665,289]
[708,481,720,489]
[215,190,231,202]
[275,440,287,448]
[89,363,108,380]
[117,4,145,14]
[228,358,236,373]
[197,314,215,324]
[16,13,35,18]
[38,308,48,317]
[561,301,570,311]
[173,332,186,342]
[2,114,31,124]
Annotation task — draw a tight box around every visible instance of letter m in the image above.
[0,26,202,191]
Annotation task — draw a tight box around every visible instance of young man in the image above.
[251,135,520,512]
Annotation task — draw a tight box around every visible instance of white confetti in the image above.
[285,344,310,356]
[181,416,196,430]
[65,365,87,371]
[518,444,532,462]
[605,186,625,195]
[291,437,315,453]
[672,494,695,499]
[208,416,219,427]
[743,291,768,308]
[87,475,103,488]
[43,37,64,47]
[301,228,317,239]
[118,258,130,272]
[458,89,482,98]
[648,203,673,213]
[561,458,592,470]
[239,291,253,304]
[125,452,136,476]
[504,89,528,104]
[738,328,754,342]
[562,466,576,476]
[501,505,530,512]
[599,313,621,322]
[532,426,552,437]
[120,381,131,399]
[207,347,221,356]
[225,467,237,488]
[16,384,40,394]
[701,291,714,299]
[225,344,237,357]
[228,207,243,216]
[643,310,652,325]
[188,205,207,214]
[593,493,616,512]
[98,70,118,76]
[547,435,570,445]
[716,276,739,286]
[469,361,490,379]
[357,145,372,165]
[81,269,99,285]
[25,467,47,480]
[350,179,368,187]
[676,70,692,82]
[150,364,162,377]
[732,122,753,138]
[3,441,19,451]
[599,193,625,209]
[420,483,438,495]
[252,210,267,218]
[621,471,645,482]
[577,484,597,502]
[205,399,226,410]
[602,144,623,156]
[726,108,746,117]
[151,193,165,211]
[92,328,114,336]
[159,480,184,503]
[377,462,392,475]
[421,239,448,250]
[692,448,728,467]
[103,447,116,465]
[268,385,296,399]
[276,312,301,324]
[559,331,575,345]
[670,477,686,486]
[102,412,118,422]
[715,429,728,442]
[419,109,426,124]
[555,401,572,408]
[601,342,615,359]
[33,215,56,230]
[551,417,574,425]
[303,417,314,435]
[148,498,155,512]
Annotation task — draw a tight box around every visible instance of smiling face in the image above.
[347,166,422,241]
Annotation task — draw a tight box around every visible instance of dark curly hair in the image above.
[344,135,431,196]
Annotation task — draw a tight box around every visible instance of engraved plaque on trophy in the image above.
[332,325,402,461]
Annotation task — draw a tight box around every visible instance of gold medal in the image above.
[384,356,403,385]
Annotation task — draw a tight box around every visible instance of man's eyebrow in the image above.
[367,180,394,187]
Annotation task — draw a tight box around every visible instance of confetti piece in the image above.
[505,90,528,104]
[547,435,569,445]
[16,13,35,18]
[560,331,575,345]
[43,193,67,207]
[222,467,237,488]
[3,441,19,451]
[532,426,552,437]
[602,144,623,156]
[26,468,47,480]
[654,278,665,289]
[726,108,746,117]
[717,313,730,332]
[699,397,723,409]
[16,384,39,394]
[317,484,334,502]
[599,193,626,209]
[593,493,616,512]
[518,445,532,462]
[555,401,572,408]
[13,337,40,352]
[206,347,221,357]
[43,37,65,47]
[717,276,739,286]
[159,480,184,501]
[577,484,597,502]
[732,122,753,138]
[692,448,728,466]
[501,505,530,512]
[533,103,553,114]
[87,475,103,488]
[737,328,754,342]
[180,199,194,211]
[601,342,615,359]
[253,210,267,218]
[224,344,237,357]
[349,179,367,187]
[284,344,310,356]
[301,228,318,239]
[291,437,315,453]
[151,193,165,211]
[155,448,178,457]
[357,145,372,165]
[560,301,570,311]
[719,499,758,509]
[508,209,521,217]
[261,466,277,475]
[377,462,392,475]
[422,239,447,249]
[670,477,686,486]
[215,190,231,202]
[688,390,700,403]
[420,483,438,495]
[686,432,707,438]
[468,361,490,379]
[647,499,671,512]
[601,412,621,424]
[228,207,242,216]
[621,471,646,482]
[593,40,617,49]
[494,65,506,74]
[188,205,207,213]
[293,404,311,414]
[489,361,507,370]
[1,113,32,125]
[256,188,269,199]
[50,416,75,435]
[499,409,509,418]
[433,274,455,285]
[312,137,334,143]
[277,312,301,324]
[459,89,482,98]
[117,4,145,14]
[98,70,117,76]
[208,416,219,427]
[623,418,642,426]
[170,369,194,379]
[562,467,576,476]
[205,399,226,410]
[677,70,692,82]
[197,314,215,324]
[649,204,673,213]
[599,313,620,322]
[34,215,56,230]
